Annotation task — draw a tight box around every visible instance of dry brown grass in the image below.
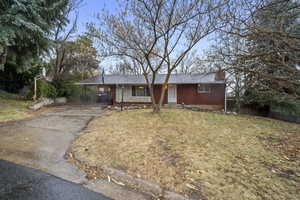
[71,109,300,200]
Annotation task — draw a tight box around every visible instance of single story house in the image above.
[76,71,226,110]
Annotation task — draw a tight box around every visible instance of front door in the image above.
[168,85,177,103]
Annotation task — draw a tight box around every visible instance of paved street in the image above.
[0,160,111,200]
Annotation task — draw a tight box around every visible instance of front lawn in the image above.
[70,109,300,200]
[0,91,32,122]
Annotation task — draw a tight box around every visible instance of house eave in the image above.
[75,73,226,86]
[75,81,225,86]
[74,83,101,86]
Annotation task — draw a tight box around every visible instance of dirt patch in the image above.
[69,109,300,200]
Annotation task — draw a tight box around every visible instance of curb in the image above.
[103,167,162,196]
[68,151,199,200]
[103,167,197,200]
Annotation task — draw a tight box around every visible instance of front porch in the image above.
[113,84,173,104]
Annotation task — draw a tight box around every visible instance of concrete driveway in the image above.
[0,105,151,200]
[0,105,102,182]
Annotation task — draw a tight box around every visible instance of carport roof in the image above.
[76,73,225,85]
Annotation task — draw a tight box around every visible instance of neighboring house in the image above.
[76,71,226,109]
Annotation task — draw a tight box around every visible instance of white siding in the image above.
[116,85,151,103]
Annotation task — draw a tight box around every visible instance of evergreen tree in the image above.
[0,0,69,71]
[244,0,300,107]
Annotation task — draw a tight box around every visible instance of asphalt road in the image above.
[0,160,111,200]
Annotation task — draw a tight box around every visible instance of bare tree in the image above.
[219,0,300,96]
[205,33,248,112]
[109,58,143,75]
[204,0,300,112]
[53,35,100,80]
[48,0,83,81]
[90,0,230,112]
[174,51,199,74]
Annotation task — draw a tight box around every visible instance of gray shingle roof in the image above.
[76,73,224,85]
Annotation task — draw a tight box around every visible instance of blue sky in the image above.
[75,0,212,47]
[75,0,118,34]
[74,0,212,69]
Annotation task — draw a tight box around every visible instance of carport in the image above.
[75,78,114,104]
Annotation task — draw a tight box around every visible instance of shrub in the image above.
[270,100,300,116]
[27,80,57,99]
[53,81,98,103]
[39,80,58,98]
[52,81,74,97]
[52,80,84,98]
[0,90,20,99]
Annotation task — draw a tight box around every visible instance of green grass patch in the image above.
[0,90,32,122]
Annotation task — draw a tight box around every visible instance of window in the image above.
[132,86,150,96]
[198,84,211,93]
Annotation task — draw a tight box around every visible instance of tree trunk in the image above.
[235,92,241,113]
[148,83,159,113]
[144,73,160,113]
[157,83,167,109]
[157,73,172,111]
[0,46,7,68]
[153,104,160,113]
[235,74,241,114]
